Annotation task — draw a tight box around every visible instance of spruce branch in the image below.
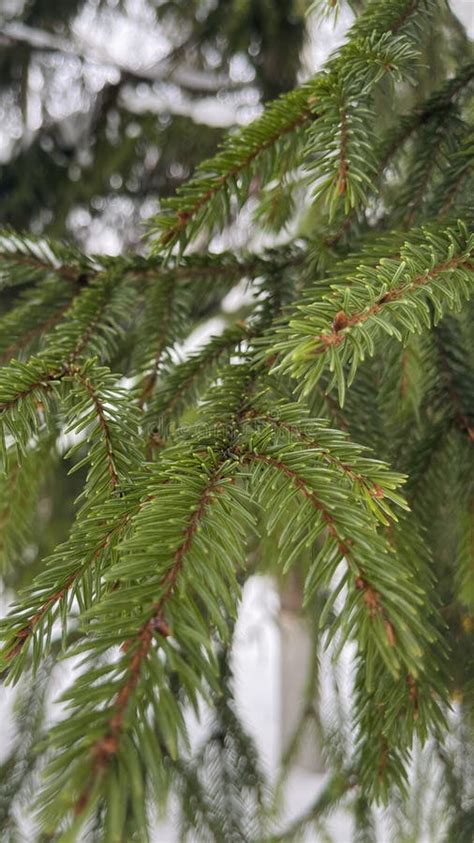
[242,402,404,523]
[36,460,247,835]
[322,60,474,246]
[0,661,52,836]
[150,0,433,252]
[177,634,267,842]
[151,85,315,252]
[377,59,474,180]
[67,366,121,489]
[241,448,399,651]
[135,277,192,409]
[430,130,474,218]
[435,328,474,441]
[306,32,419,219]
[0,230,96,289]
[137,279,177,408]
[1,488,145,677]
[270,223,474,404]
[72,461,232,817]
[145,322,255,443]
[0,433,57,573]
[0,282,75,365]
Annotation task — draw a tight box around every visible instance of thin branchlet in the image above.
[313,256,474,354]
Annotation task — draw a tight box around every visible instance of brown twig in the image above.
[313,257,474,355]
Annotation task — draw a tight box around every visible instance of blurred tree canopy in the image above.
[0,0,309,245]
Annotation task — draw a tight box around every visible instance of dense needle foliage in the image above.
[0,0,473,840]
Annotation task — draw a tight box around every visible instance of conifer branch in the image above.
[153,93,314,251]
[68,367,120,488]
[137,286,176,408]
[0,250,87,285]
[5,572,78,665]
[314,256,471,351]
[72,459,232,816]
[0,435,56,573]
[378,60,474,177]
[0,299,73,365]
[2,496,143,672]
[147,323,254,439]
[244,407,392,506]
[0,363,62,416]
[271,223,474,404]
[0,229,303,295]
[434,327,474,441]
[432,130,474,218]
[0,231,96,288]
[324,61,474,245]
[0,660,51,835]
[151,0,431,252]
[242,450,397,647]
[28,392,242,830]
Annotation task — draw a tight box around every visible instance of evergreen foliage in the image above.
[0,0,473,839]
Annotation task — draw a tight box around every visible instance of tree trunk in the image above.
[279,573,324,773]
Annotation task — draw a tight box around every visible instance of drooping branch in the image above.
[243,409,387,500]
[242,450,396,646]
[73,462,229,815]
[3,503,140,666]
[68,366,120,488]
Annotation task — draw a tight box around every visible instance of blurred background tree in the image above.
[0,0,309,248]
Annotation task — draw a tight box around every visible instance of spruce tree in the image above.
[0,0,473,840]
